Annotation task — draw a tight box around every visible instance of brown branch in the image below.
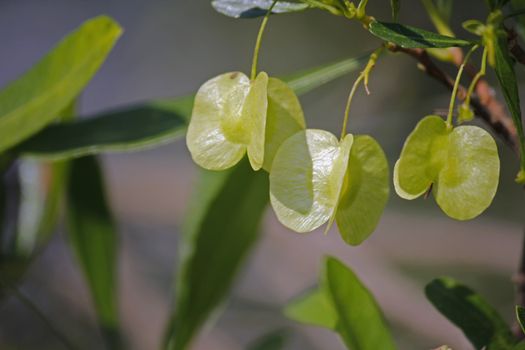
[388,41,525,339]
[387,44,519,152]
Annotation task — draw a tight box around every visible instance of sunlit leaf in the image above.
[66,156,120,347]
[269,130,353,233]
[369,21,473,48]
[164,157,269,350]
[335,135,389,245]
[284,288,338,329]
[395,115,499,220]
[0,16,121,153]
[211,0,310,18]
[324,257,396,350]
[426,277,514,349]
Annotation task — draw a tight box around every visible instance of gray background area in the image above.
[0,1,524,349]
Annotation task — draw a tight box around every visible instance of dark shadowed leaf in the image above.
[425,277,514,349]
[17,98,191,161]
[0,16,121,153]
[391,0,400,21]
[164,157,269,350]
[211,0,309,18]
[66,156,120,348]
[18,55,365,160]
[247,329,288,350]
[517,305,525,335]
[369,21,473,48]
[494,35,525,178]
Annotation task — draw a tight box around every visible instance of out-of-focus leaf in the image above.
[494,35,525,181]
[211,0,310,18]
[425,277,514,349]
[164,157,269,350]
[285,287,338,329]
[517,305,525,335]
[391,0,400,21]
[18,55,365,161]
[324,257,396,350]
[435,0,453,24]
[66,156,120,348]
[369,21,473,48]
[247,329,288,350]
[17,99,190,161]
[285,257,395,349]
[0,15,121,153]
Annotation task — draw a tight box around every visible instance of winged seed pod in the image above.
[269,129,389,245]
[186,71,305,171]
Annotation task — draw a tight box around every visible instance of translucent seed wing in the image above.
[269,129,343,232]
[435,125,500,220]
[336,135,389,245]
[262,77,306,171]
[393,160,421,200]
[186,72,250,170]
[324,133,353,235]
[245,72,269,171]
[395,115,448,198]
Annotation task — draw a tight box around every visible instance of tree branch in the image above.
[387,44,519,152]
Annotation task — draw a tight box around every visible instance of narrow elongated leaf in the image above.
[494,35,525,179]
[324,257,396,350]
[391,0,400,21]
[164,157,269,350]
[284,288,338,329]
[211,0,310,18]
[369,21,473,48]
[517,306,525,335]
[66,156,120,348]
[248,330,288,350]
[17,99,190,161]
[0,15,121,153]
[19,56,365,161]
[425,277,514,349]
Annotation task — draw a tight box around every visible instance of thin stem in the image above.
[341,74,365,139]
[11,286,76,350]
[250,0,279,80]
[446,45,479,128]
[464,47,488,107]
[340,47,383,139]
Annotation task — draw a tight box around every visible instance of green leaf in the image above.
[164,157,269,350]
[425,277,514,349]
[211,0,310,18]
[18,55,365,161]
[324,257,396,350]
[66,156,120,348]
[494,34,525,181]
[391,0,400,21]
[284,288,338,329]
[17,99,190,161]
[369,21,473,48]
[247,330,288,350]
[0,15,121,153]
[517,305,525,335]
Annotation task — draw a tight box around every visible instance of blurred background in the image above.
[0,1,524,349]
